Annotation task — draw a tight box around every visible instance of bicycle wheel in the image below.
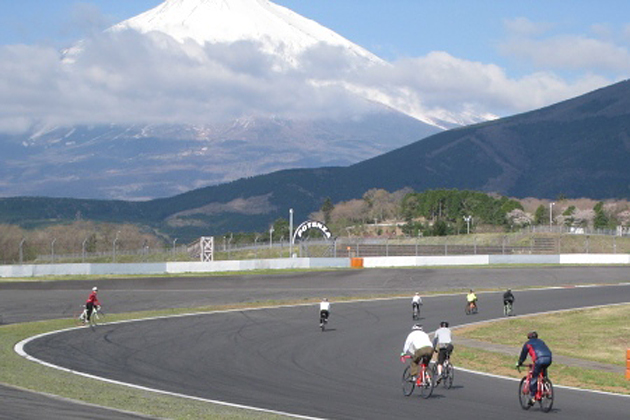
[74,309,86,327]
[539,378,554,412]
[401,366,415,396]
[88,310,101,328]
[419,367,434,399]
[518,377,532,410]
[465,304,471,315]
[443,361,454,389]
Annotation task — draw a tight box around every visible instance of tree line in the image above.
[3,188,630,263]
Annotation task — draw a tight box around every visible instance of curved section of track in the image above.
[23,284,630,420]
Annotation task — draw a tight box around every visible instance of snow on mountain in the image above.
[110,0,384,66]
[105,0,490,128]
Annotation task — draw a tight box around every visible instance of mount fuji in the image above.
[2,0,492,200]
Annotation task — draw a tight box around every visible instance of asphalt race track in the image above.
[17,268,630,420]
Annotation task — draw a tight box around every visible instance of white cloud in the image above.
[500,35,630,72]
[503,17,553,37]
[0,25,620,134]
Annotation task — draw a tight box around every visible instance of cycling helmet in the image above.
[527,331,538,339]
[92,287,98,292]
[412,324,423,331]
[440,321,449,328]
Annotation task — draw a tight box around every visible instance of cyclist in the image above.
[411,292,423,318]
[319,298,330,327]
[432,321,454,383]
[84,286,101,323]
[401,324,434,380]
[466,289,478,312]
[503,289,515,314]
[516,331,553,406]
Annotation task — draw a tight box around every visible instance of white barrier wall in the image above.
[0,258,350,278]
[362,255,489,267]
[559,254,630,265]
[0,254,628,278]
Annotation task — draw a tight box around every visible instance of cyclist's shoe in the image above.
[528,397,536,406]
[436,377,442,384]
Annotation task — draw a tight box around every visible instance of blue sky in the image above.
[1,0,630,132]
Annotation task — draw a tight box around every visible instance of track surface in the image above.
[18,268,630,420]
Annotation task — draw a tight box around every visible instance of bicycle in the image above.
[504,300,514,316]
[319,311,328,331]
[401,355,434,398]
[412,304,421,320]
[75,305,103,328]
[465,301,478,315]
[517,364,554,412]
[432,352,455,389]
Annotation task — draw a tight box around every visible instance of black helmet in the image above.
[527,331,538,339]
[440,321,449,328]
[412,324,423,331]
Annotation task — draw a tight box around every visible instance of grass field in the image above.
[1,294,629,419]
[455,304,630,394]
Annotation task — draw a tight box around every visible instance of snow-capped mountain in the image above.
[112,0,383,66]
[2,0,491,200]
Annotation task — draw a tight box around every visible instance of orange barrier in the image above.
[626,349,630,380]
[350,257,364,269]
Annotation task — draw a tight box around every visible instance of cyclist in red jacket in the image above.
[516,331,553,406]
[85,287,101,321]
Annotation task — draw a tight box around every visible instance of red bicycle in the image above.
[517,364,554,412]
[401,355,434,398]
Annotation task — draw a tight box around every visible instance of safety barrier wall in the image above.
[558,254,630,265]
[362,255,489,267]
[0,258,350,278]
[0,254,628,278]
[488,255,560,264]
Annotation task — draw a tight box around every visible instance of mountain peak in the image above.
[111,0,383,64]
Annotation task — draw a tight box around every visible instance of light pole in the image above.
[172,238,178,258]
[269,226,274,249]
[51,238,56,263]
[19,238,25,264]
[113,231,120,263]
[549,202,555,230]
[463,215,472,234]
[289,208,294,258]
[82,237,88,263]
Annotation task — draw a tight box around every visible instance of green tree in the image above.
[272,218,290,241]
[534,205,547,225]
[321,197,334,225]
[593,202,609,229]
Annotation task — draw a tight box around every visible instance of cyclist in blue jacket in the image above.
[516,331,553,406]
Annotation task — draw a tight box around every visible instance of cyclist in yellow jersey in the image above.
[466,289,478,311]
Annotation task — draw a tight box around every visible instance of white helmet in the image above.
[412,324,423,331]
[92,287,98,292]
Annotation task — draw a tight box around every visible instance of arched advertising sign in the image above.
[292,220,332,242]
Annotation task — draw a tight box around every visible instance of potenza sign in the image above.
[293,220,332,241]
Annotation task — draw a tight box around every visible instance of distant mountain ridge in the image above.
[2,79,630,240]
[4,0,492,200]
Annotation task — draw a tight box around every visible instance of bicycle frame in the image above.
[518,364,553,412]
